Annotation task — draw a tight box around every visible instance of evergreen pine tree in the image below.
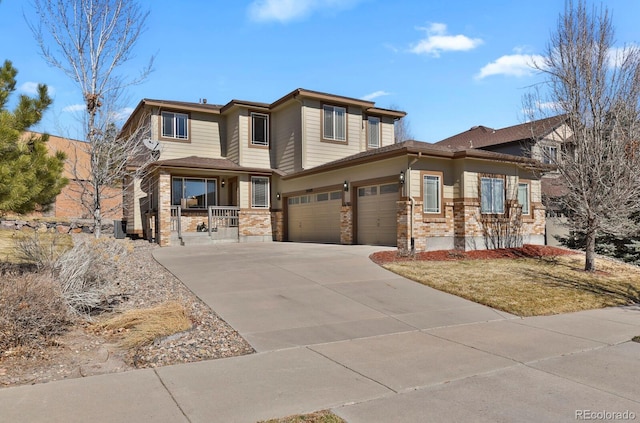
[0,60,67,215]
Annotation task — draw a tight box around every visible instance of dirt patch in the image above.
[0,236,254,388]
[370,244,575,265]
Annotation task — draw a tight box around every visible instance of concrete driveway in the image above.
[1,242,638,423]
[152,242,513,351]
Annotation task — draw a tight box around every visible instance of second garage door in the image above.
[288,191,342,243]
[357,182,399,246]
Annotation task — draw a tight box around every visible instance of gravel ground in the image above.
[0,235,255,387]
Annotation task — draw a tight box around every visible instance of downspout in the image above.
[407,154,420,253]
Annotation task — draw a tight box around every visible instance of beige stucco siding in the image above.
[225,110,241,164]
[381,117,395,147]
[152,111,223,160]
[272,102,301,174]
[302,101,364,169]
[238,111,272,169]
[408,158,457,199]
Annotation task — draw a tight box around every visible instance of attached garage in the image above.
[287,190,342,243]
[356,182,399,246]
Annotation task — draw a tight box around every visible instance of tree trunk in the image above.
[584,228,596,272]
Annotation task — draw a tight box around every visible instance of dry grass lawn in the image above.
[384,254,640,316]
[0,230,72,263]
[259,411,346,423]
[97,301,192,348]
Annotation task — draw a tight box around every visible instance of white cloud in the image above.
[410,23,483,57]
[476,54,544,79]
[361,90,390,101]
[248,0,361,23]
[111,107,134,122]
[62,104,85,112]
[18,82,40,95]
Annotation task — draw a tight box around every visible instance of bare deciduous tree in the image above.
[389,104,413,142]
[526,0,640,271]
[29,0,155,237]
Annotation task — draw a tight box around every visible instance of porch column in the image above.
[158,170,172,246]
[340,205,353,245]
[396,199,411,254]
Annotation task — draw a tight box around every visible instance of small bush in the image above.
[0,272,72,351]
[55,238,130,316]
[13,231,72,271]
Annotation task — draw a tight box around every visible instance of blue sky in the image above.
[2,0,639,142]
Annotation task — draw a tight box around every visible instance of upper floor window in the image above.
[542,146,558,164]
[423,174,441,214]
[323,105,346,142]
[251,113,269,147]
[481,177,505,214]
[367,116,380,148]
[518,182,530,216]
[251,176,270,209]
[162,111,188,140]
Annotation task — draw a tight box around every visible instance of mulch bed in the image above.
[370,244,577,265]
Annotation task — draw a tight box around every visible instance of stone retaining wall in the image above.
[0,219,114,235]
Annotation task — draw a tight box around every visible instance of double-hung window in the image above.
[542,146,558,164]
[162,111,188,140]
[517,182,530,216]
[423,174,441,214]
[323,105,346,142]
[367,116,381,148]
[251,176,269,209]
[251,113,269,146]
[481,177,505,214]
[172,177,217,209]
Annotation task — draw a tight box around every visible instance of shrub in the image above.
[55,238,130,316]
[0,271,72,351]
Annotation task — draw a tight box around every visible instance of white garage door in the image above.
[288,191,342,243]
[357,182,399,246]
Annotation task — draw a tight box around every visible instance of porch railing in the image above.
[208,206,240,236]
[170,205,182,238]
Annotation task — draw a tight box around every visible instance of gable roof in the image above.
[121,88,407,133]
[434,115,567,150]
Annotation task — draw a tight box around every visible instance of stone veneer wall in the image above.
[453,199,483,251]
[157,170,171,246]
[238,209,272,241]
[271,210,284,241]
[340,206,353,245]
[397,199,456,253]
[522,202,546,237]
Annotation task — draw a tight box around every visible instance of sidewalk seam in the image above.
[153,369,193,423]
[306,346,399,394]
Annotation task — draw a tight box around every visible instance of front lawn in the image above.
[373,246,640,316]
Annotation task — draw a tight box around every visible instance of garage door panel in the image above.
[357,183,398,246]
[288,193,341,243]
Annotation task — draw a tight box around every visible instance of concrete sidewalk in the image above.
[1,243,639,422]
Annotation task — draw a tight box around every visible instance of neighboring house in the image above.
[434,115,570,163]
[37,133,122,219]
[121,88,545,251]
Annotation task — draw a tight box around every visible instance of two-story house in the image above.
[121,88,546,251]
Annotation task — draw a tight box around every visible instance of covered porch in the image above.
[136,157,279,246]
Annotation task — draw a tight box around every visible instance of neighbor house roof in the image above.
[283,140,542,180]
[434,115,567,150]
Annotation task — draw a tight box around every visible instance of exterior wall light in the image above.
[343,180,349,192]
[276,192,281,200]
[221,179,226,188]
[399,171,405,185]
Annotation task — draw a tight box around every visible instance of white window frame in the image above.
[542,145,558,164]
[367,116,381,148]
[323,105,346,142]
[423,174,441,214]
[251,176,270,209]
[251,112,269,146]
[162,111,189,139]
[171,177,217,209]
[481,177,505,214]
[518,182,530,216]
